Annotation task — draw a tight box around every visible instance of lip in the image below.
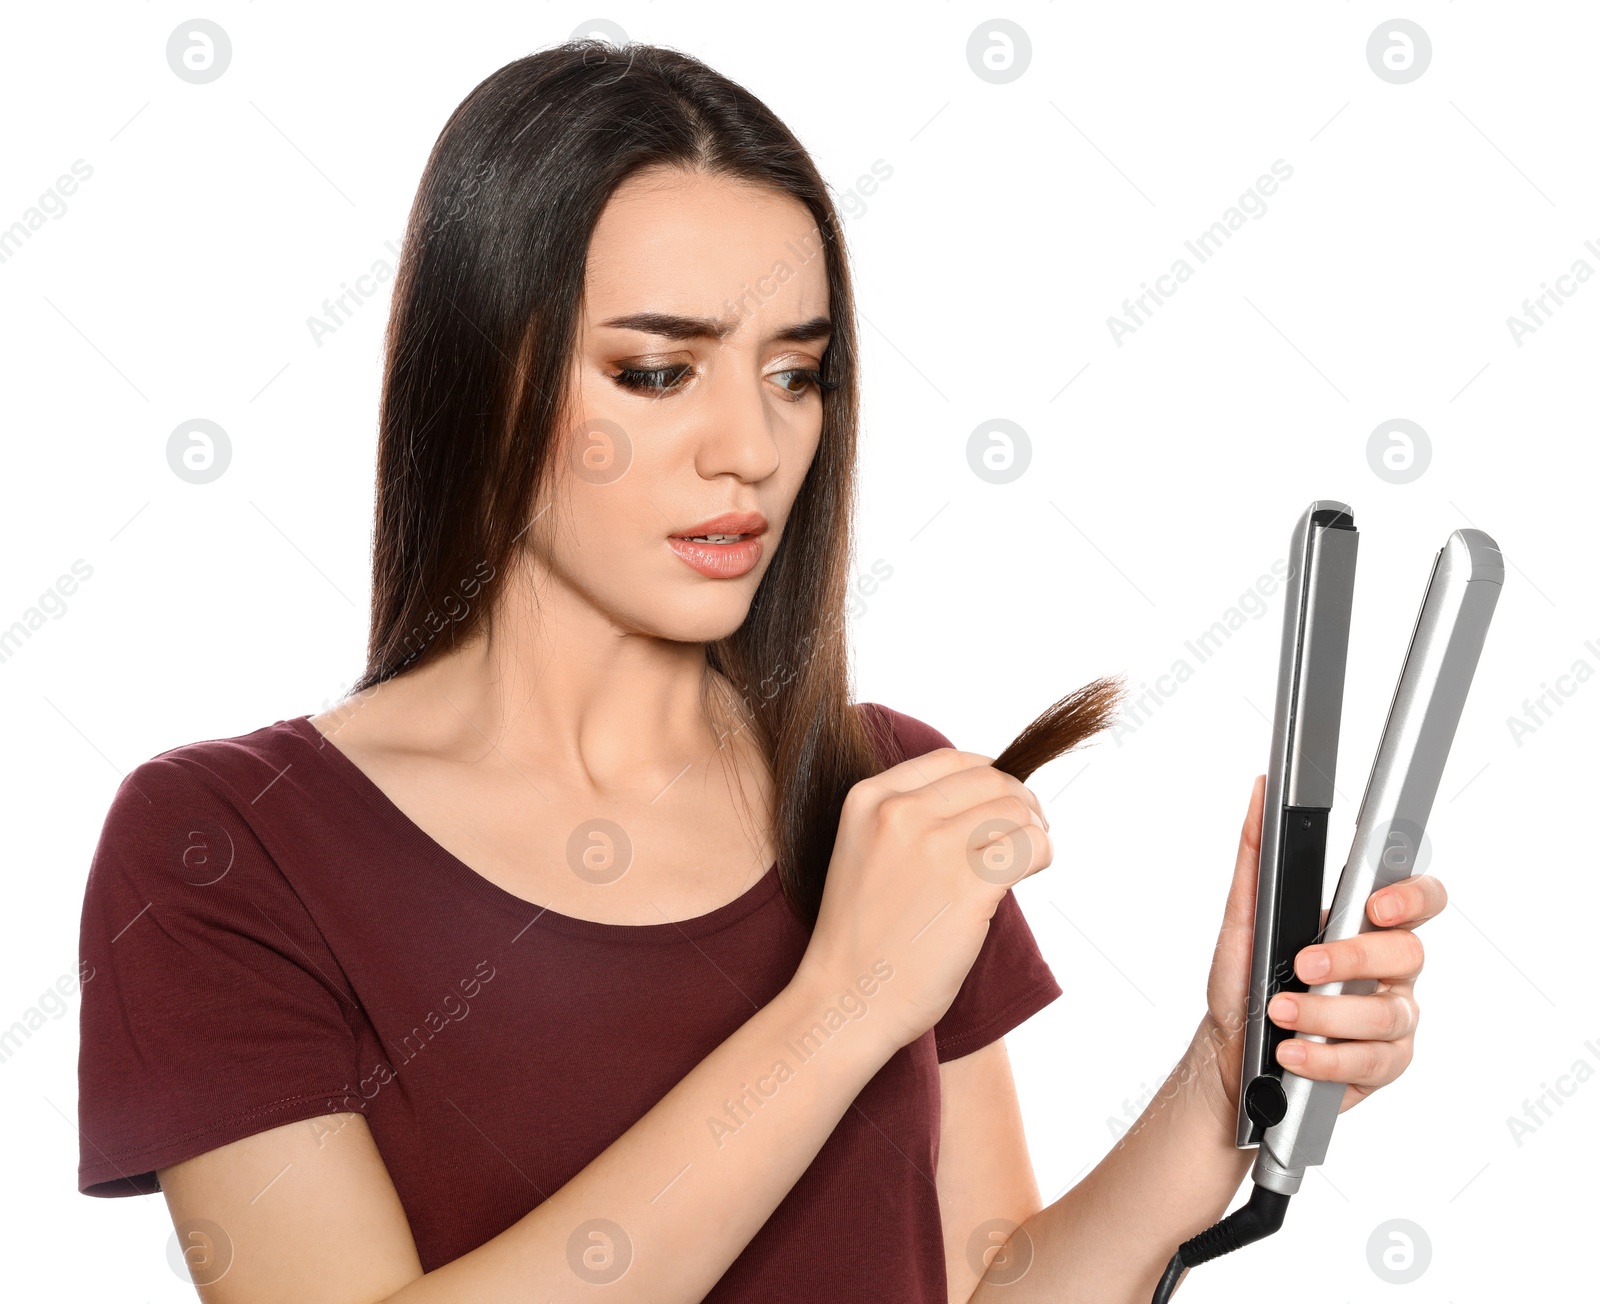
[666,510,769,580]
[669,510,769,539]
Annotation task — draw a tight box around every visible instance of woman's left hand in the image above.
[1197,773,1449,1123]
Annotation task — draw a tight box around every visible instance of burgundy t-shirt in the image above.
[77,702,1062,1299]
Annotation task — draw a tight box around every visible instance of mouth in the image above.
[667,511,769,579]
[668,510,770,543]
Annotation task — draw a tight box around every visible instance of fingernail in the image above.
[1375,894,1399,923]
[1269,994,1297,1024]
[1301,948,1330,980]
[1278,1040,1307,1065]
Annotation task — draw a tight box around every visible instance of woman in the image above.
[76,40,1443,1302]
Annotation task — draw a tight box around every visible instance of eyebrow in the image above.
[597,311,832,346]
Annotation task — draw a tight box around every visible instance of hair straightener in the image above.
[1238,501,1359,1149]
[1150,511,1504,1303]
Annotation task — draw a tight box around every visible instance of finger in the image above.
[1275,1034,1410,1090]
[959,798,1052,886]
[1267,989,1419,1043]
[1221,774,1267,934]
[1240,773,1265,861]
[872,747,998,794]
[895,760,1047,825]
[1297,928,1425,986]
[1367,874,1449,930]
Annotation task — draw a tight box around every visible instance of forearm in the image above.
[971,1012,1253,1304]
[390,967,896,1304]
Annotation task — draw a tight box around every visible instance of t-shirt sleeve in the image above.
[77,754,363,1197]
[856,702,1063,1063]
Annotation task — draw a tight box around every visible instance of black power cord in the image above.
[1149,1183,1291,1303]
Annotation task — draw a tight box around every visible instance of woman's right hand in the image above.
[795,748,1052,1056]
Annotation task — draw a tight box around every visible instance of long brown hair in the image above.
[355,39,1123,926]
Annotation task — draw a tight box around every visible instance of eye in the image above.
[770,368,838,401]
[611,363,694,396]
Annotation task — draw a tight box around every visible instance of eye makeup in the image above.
[608,361,835,400]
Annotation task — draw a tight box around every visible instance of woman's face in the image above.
[525,165,833,643]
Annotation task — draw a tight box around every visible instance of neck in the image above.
[346,554,744,796]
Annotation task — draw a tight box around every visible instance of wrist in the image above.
[1183,1011,1242,1137]
[780,962,903,1070]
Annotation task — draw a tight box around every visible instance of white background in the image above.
[2,2,1594,1298]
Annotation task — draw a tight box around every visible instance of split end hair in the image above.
[991,673,1128,781]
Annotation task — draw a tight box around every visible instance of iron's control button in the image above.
[1245,1074,1289,1127]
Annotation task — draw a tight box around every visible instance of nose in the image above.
[692,358,783,484]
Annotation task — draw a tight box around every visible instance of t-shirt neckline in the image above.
[282,714,784,944]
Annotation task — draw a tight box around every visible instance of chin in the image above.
[654,592,758,645]
[592,569,759,645]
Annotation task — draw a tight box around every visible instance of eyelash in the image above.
[610,363,838,401]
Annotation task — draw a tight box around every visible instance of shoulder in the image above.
[90,717,309,878]
[79,715,354,1005]
[853,701,956,766]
